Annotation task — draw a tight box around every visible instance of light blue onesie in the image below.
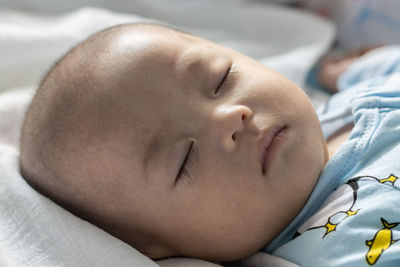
[264,46,400,266]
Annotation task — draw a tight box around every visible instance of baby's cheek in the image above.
[176,212,270,262]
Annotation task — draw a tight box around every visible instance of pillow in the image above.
[0,144,161,266]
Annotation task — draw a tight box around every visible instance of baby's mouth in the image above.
[259,125,288,175]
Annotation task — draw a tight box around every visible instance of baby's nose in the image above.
[211,104,252,152]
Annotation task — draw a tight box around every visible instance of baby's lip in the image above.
[259,125,287,175]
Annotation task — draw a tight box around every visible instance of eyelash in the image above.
[214,64,233,95]
[176,141,195,182]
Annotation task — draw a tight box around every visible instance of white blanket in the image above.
[0,3,334,266]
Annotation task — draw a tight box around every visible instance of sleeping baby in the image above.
[19,23,400,266]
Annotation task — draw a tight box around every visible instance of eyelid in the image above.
[214,64,234,95]
[175,141,194,183]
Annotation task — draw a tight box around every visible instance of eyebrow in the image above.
[143,131,162,180]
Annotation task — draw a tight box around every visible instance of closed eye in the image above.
[175,141,195,184]
[214,64,233,95]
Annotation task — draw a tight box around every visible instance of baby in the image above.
[19,23,400,265]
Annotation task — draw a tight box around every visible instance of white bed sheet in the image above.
[0,2,334,266]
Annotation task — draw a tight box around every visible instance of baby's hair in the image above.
[37,22,186,91]
[19,23,179,256]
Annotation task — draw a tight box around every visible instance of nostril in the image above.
[232,132,237,141]
[242,114,246,121]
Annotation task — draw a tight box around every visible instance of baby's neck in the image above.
[326,122,354,158]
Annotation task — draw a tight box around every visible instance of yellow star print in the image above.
[345,209,360,217]
[379,174,398,184]
[324,222,337,236]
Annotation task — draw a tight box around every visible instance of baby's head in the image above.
[19,24,328,262]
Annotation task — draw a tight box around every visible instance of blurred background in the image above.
[259,0,400,49]
[1,0,400,49]
[1,0,400,106]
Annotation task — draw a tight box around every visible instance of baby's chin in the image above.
[170,229,279,263]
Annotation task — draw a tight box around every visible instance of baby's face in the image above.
[104,27,328,261]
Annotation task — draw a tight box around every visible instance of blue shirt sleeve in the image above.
[318,46,400,140]
[338,46,400,91]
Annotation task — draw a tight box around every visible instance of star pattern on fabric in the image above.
[296,174,400,265]
[324,222,337,236]
[379,174,398,185]
[345,209,360,218]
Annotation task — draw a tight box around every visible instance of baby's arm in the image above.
[337,46,400,91]
[318,46,382,93]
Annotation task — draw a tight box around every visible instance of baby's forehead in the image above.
[103,25,235,111]
[112,32,217,83]
[118,26,224,66]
